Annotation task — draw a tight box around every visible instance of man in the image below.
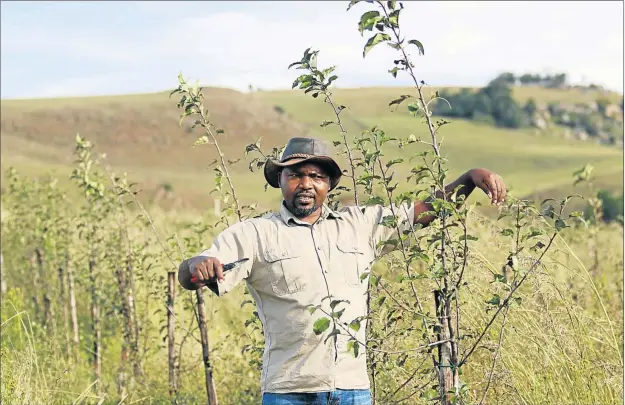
[178,137,506,405]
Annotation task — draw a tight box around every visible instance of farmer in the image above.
[178,137,506,405]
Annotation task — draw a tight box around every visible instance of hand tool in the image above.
[190,258,249,285]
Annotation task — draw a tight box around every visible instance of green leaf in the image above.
[363,33,391,57]
[194,135,210,146]
[501,228,514,237]
[327,75,339,86]
[347,0,364,11]
[365,196,385,206]
[380,215,397,228]
[521,228,542,242]
[287,61,302,69]
[386,158,403,168]
[358,10,381,35]
[349,320,361,332]
[508,255,519,270]
[313,317,331,335]
[388,9,400,27]
[493,273,507,284]
[555,219,569,232]
[330,299,349,310]
[407,39,425,56]
[388,66,399,78]
[407,102,420,114]
[497,211,510,221]
[350,340,360,357]
[486,295,501,306]
[389,94,412,110]
[541,204,556,219]
[322,66,336,77]
[320,120,334,127]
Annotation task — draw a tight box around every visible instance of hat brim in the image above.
[264,155,342,190]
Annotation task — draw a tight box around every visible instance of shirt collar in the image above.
[279,200,342,226]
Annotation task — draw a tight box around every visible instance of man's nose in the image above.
[299,175,313,189]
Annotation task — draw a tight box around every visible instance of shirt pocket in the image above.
[263,248,306,296]
[336,239,367,287]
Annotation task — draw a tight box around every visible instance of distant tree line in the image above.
[432,74,532,129]
[432,73,623,141]
[481,72,568,88]
[517,73,568,88]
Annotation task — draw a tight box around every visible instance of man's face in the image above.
[279,162,330,218]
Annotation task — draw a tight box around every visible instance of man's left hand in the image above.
[469,168,507,206]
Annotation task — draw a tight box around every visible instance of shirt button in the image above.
[317,247,322,250]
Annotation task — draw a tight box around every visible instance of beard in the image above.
[289,193,318,218]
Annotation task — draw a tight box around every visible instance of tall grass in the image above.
[1,193,622,404]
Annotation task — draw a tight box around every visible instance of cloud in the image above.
[23,72,128,99]
[0,1,622,99]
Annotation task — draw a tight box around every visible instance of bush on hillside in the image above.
[584,189,624,224]
[433,74,529,129]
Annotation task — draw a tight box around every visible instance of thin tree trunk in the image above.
[89,245,101,394]
[115,251,131,398]
[1,253,7,296]
[58,262,70,359]
[195,289,218,405]
[126,251,141,379]
[434,289,459,405]
[35,248,56,332]
[43,294,55,333]
[67,252,80,359]
[167,272,178,402]
[30,251,42,322]
[366,288,377,405]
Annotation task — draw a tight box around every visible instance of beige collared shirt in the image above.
[192,200,416,393]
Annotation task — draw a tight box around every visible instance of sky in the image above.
[1,1,623,100]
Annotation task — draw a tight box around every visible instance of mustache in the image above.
[295,192,315,199]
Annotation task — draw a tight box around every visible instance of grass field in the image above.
[1,84,623,215]
[1,83,623,404]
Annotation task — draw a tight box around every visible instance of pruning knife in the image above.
[190,258,250,285]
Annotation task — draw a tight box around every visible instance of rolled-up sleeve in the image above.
[360,202,416,256]
[195,220,258,296]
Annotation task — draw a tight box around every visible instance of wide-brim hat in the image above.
[264,137,342,190]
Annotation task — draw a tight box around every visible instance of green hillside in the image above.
[1,85,622,213]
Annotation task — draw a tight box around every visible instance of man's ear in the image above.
[277,171,282,187]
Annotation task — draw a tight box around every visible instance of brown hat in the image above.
[264,137,342,190]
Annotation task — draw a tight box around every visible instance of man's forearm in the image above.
[439,170,476,203]
[414,170,475,226]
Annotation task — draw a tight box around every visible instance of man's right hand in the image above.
[178,256,224,290]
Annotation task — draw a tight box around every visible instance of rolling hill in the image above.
[1,85,622,214]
